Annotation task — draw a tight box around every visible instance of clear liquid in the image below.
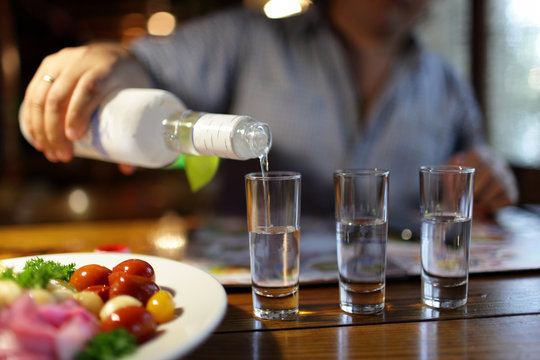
[250,226,300,319]
[336,219,387,314]
[421,214,471,308]
[259,153,269,177]
[258,153,270,227]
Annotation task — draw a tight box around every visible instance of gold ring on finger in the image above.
[43,74,55,83]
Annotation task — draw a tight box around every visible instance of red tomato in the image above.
[101,306,157,343]
[83,284,110,302]
[108,272,160,304]
[112,259,155,281]
[69,264,112,291]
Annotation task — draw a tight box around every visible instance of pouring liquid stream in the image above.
[259,153,271,228]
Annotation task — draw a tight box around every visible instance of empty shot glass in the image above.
[334,169,389,314]
[245,171,301,320]
[419,165,475,309]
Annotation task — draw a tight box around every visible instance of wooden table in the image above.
[185,273,540,359]
[1,219,539,359]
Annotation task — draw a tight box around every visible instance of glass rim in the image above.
[419,165,475,174]
[334,168,389,177]
[245,171,301,181]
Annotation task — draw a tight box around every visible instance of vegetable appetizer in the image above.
[0,257,177,359]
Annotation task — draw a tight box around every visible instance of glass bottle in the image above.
[73,88,272,168]
[21,88,272,168]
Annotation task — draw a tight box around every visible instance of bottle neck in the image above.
[162,111,272,160]
[162,110,203,156]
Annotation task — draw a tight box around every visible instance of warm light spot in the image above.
[154,233,186,250]
[120,13,147,45]
[263,0,311,19]
[150,213,187,259]
[68,189,89,215]
[147,12,176,36]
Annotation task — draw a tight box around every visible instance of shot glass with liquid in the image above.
[334,169,389,315]
[245,171,301,320]
[419,165,475,309]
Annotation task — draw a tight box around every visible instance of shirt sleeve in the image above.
[130,8,254,113]
[444,66,486,153]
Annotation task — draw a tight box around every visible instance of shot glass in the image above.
[245,171,301,320]
[334,169,389,314]
[419,165,475,309]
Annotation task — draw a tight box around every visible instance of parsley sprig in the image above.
[0,257,76,288]
[75,328,137,360]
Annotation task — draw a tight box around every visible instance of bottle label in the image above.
[192,114,244,159]
[73,89,182,168]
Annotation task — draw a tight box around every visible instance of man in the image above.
[19,0,517,233]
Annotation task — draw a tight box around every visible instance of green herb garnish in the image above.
[75,328,138,360]
[0,266,15,279]
[0,257,76,289]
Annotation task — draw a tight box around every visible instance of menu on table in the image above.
[183,206,540,286]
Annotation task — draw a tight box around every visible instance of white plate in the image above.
[3,252,227,360]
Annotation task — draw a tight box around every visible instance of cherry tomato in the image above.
[112,259,155,281]
[108,272,159,304]
[146,290,175,324]
[69,264,112,291]
[101,306,157,343]
[83,284,111,302]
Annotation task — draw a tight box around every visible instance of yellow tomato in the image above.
[146,290,175,324]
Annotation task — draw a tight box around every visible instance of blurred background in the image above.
[0,0,539,225]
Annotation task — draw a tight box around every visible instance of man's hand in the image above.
[447,147,518,220]
[20,42,152,163]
